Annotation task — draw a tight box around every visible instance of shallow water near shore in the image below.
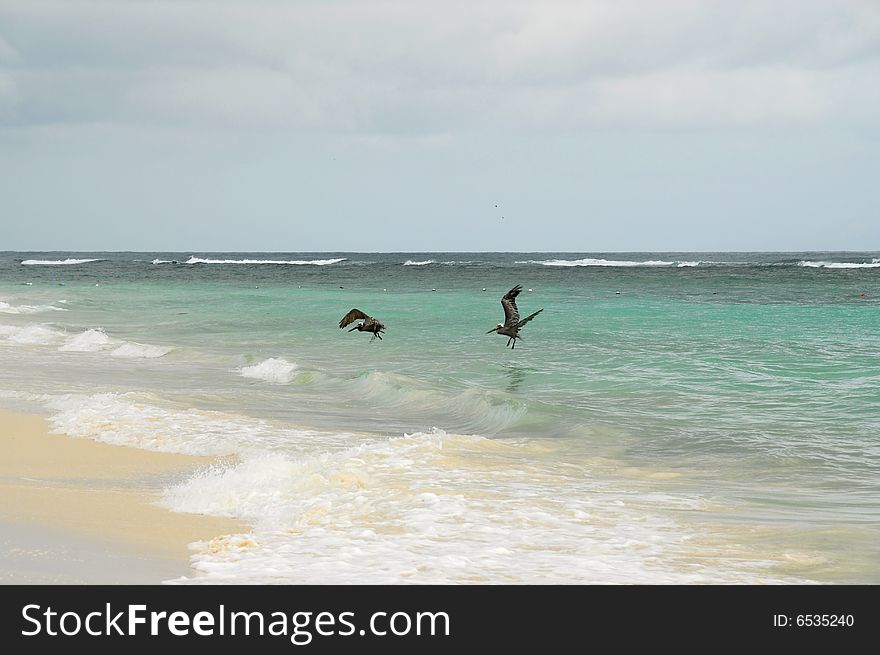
[1,251,878,583]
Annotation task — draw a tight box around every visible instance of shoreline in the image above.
[0,410,244,584]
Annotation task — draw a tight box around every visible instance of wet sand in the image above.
[0,410,243,584]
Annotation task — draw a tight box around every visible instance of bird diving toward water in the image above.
[486,285,543,349]
[338,308,386,342]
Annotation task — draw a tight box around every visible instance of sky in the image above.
[1,0,879,252]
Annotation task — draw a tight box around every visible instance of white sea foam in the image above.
[20,258,103,266]
[109,342,172,359]
[238,358,299,384]
[403,260,435,266]
[519,258,678,267]
[0,300,67,314]
[29,387,800,584]
[184,257,345,265]
[47,393,240,455]
[44,392,348,456]
[799,260,880,269]
[164,429,788,584]
[1,323,170,358]
[0,323,66,345]
[0,301,33,314]
[58,328,111,352]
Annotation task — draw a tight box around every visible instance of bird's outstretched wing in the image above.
[339,308,369,329]
[516,308,543,328]
[501,285,522,327]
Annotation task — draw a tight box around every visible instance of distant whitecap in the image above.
[518,258,677,267]
[799,260,880,269]
[21,258,103,266]
[185,257,346,265]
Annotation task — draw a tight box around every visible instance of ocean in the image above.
[1,251,878,584]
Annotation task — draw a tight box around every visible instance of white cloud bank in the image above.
[1,0,878,134]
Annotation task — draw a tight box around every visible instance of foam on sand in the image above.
[162,428,793,585]
[47,393,242,456]
[44,391,347,457]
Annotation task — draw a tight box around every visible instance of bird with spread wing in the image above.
[338,308,386,342]
[486,285,543,349]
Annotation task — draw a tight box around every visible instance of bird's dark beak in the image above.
[486,327,499,334]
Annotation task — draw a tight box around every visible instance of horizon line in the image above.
[4,249,880,255]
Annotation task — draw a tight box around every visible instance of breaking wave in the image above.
[184,257,346,265]
[238,358,299,384]
[0,323,66,345]
[58,328,111,352]
[0,300,67,314]
[520,258,679,267]
[162,429,783,584]
[799,259,880,269]
[20,258,103,266]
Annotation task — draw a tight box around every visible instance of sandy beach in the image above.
[0,410,243,584]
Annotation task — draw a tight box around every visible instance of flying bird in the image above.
[486,285,543,349]
[338,308,386,342]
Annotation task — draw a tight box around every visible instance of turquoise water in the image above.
[1,251,878,583]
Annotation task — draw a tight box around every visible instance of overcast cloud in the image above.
[1,0,878,251]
